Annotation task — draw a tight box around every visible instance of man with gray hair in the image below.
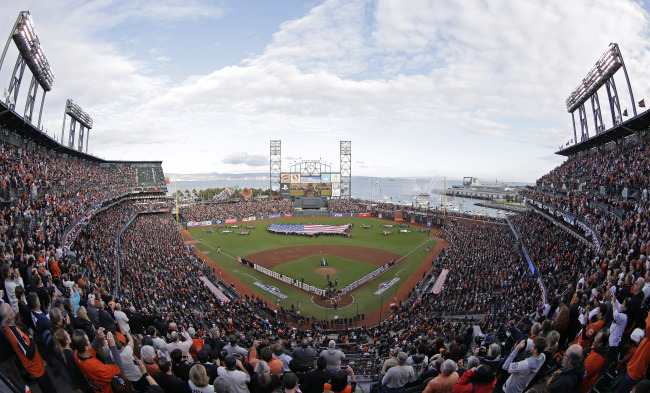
[319,340,345,372]
[214,376,234,393]
[545,344,584,393]
[422,359,458,393]
[381,347,400,374]
[113,303,130,334]
[292,338,318,372]
[381,352,414,393]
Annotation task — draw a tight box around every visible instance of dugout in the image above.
[293,196,328,209]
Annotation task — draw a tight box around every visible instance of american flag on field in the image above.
[268,223,351,235]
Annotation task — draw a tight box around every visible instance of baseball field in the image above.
[187,217,438,323]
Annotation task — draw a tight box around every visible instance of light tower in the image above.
[340,141,351,199]
[61,99,93,153]
[0,11,54,129]
[270,140,281,193]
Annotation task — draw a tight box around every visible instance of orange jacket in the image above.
[628,312,650,380]
[3,324,45,378]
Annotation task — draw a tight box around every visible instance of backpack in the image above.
[111,374,134,393]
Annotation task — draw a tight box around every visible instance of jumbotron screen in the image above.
[280,173,341,197]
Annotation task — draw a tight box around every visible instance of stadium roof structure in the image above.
[0,100,163,166]
[556,109,650,156]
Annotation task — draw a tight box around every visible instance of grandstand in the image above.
[0,10,650,393]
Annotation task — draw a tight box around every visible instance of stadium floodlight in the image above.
[566,43,622,113]
[8,11,54,91]
[65,99,93,129]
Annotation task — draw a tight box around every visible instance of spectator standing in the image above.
[301,356,331,393]
[153,357,191,393]
[1,303,56,393]
[324,366,357,393]
[382,352,415,393]
[422,359,458,393]
[320,340,346,372]
[217,355,250,393]
[189,364,215,393]
[546,344,585,393]
[451,364,496,393]
[292,339,318,372]
[72,327,123,393]
[501,337,546,393]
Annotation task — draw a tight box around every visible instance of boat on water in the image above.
[497,210,506,219]
[389,178,397,181]
[436,201,459,213]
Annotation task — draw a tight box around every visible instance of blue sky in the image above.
[1,0,649,182]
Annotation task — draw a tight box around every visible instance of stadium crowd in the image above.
[3,133,650,393]
[180,200,294,222]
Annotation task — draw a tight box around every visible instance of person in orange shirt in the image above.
[49,257,61,279]
[72,327,124,393]
[616,310,650,393]
[1,303,57,393]
[575,304,607,349]
[259,346,283,377]
[578,328,609,393]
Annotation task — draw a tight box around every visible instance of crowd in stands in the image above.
[180,200,294,222]
[5,132,650,393]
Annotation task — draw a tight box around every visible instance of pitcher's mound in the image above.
[315,268,336,275]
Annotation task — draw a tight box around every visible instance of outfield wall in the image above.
[184,212,373,228]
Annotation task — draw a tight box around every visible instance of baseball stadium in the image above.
[1,5,650,393]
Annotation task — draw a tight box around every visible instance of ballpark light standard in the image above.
[0,11,54,128]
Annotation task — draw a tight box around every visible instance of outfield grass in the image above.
[190,217,435,321]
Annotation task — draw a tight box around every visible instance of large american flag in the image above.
[268,223,351,235]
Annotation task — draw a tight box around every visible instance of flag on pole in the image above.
[623,109,628,116]
[639,99,646,108]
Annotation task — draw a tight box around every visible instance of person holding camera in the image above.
[324,366,356,393]
[501,337,547,393]
[217,354,250,393]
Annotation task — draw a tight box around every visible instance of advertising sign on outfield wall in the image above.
[359,213,371,217]
[242,216,256,222]
[268,214,281,219]
[225,218,237,224]
[332,213,344,217]
[284,214,293,218]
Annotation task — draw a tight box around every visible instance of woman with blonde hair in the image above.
[190,363,215,392]
[52,329,89,392]
[72,305,96,342]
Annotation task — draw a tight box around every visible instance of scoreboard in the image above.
[279,173,341,197]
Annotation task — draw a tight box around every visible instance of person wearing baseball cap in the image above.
[381,352,414,393]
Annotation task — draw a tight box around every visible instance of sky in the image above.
[0,0,649,183]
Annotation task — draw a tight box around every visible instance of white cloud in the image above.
[223,152,268,167]
[1,0,649,183]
